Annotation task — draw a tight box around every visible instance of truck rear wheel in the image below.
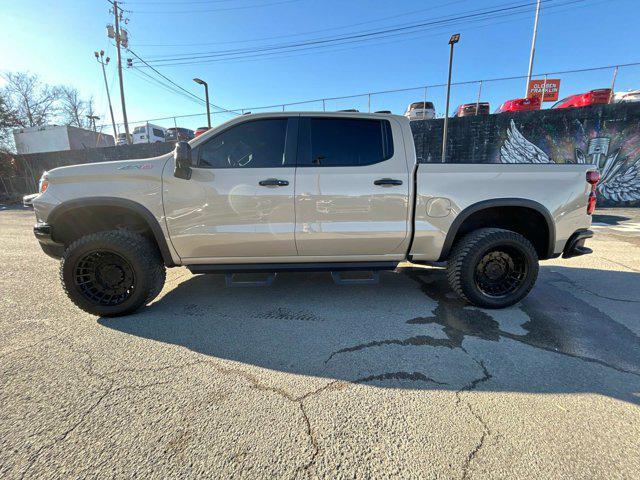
[60,230,166,317]
[446,228,538,309]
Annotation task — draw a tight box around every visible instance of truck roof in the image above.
[234,111,406,121]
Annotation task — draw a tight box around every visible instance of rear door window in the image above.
[298,117,393,167]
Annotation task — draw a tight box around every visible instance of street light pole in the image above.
[94,50,118,142]
[525,0,542,97]
[193,78,211,128]
[442,33,460,164]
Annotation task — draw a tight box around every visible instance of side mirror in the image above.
[174,141,192,180]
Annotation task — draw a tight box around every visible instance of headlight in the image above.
[39,173,49,193]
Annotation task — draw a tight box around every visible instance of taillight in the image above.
[39,174,49,194]
[586,170,600,215]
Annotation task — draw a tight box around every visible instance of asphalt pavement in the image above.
[1,206,639,479]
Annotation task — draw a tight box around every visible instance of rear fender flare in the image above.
[437,198,555,261]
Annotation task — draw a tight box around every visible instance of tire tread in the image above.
[60,230,166,316]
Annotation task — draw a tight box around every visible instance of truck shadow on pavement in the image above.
[99,266,640,404]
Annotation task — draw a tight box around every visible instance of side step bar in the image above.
[225,273,277,287]
[188,262,397,288]
[188,261,398,274]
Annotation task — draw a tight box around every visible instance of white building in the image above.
[12,125,114,154]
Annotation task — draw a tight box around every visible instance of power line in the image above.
[137,0,562,65]
[181,0,598,69]
[137,0,582,68]
[133,0,469,47]
[96,60,640,129]
[126,48,239,114]
[129,0,303,14]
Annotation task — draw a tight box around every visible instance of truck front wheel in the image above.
[60,230,166,317]
[446,228,539,309]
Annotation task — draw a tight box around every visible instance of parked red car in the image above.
[455,102,490,116]
[194,126,209,137]
[495,96,541,113]
[551,88,612,109]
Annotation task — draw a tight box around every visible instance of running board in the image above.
[330,271,380,285]
[225,273,277,287]
[188,261,398,274]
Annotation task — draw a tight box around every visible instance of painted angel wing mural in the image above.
[597,157,640,202]
[500,120,553,164]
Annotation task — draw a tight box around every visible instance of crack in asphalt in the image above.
[551,274,640,304]
[14,337,344,479]
[597,256,640,273]
[0,335,57,361]
[355,371,448,385]
[324,335,459,364]
[456,358,493,480]
[19,377,176,480]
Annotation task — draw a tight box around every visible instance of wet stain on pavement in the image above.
[325,270,640,377]
[409,271,640,376]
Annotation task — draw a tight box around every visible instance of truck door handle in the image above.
[374,178,403,186]
[259,178,289,187]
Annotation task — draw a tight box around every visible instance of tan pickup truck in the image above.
[32,112,598,316]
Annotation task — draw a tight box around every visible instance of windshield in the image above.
[409,102,434,109]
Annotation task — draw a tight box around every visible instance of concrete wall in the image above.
[15,142,174,177]
[5,105,640,207]
[411,103,640,207]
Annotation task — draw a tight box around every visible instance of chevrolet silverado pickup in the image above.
[32,112,598,316]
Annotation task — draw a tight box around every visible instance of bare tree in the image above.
[59,86,83,127]
[0,92,17,152]
[1,72,60,128]
[60,86,96,128]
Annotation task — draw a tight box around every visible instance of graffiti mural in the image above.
[500,120,640,203]
[410,102,640,206]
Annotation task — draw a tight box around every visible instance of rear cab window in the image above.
[297,117,394,167]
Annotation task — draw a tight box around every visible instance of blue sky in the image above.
[1,0,639,134]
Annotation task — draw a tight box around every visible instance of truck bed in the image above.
[410,163,594,261]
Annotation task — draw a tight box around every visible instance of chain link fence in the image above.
[96,62,640,139]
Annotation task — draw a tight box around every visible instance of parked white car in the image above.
[116,133,132,146]
[612,90,640,103]
[132,124,166,144]
[404,101,436,120]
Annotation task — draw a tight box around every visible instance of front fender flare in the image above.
[47,197,177,267]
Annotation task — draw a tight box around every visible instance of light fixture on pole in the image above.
[442,33,460,163]
[94,50,118,142]
[193,78,211,129]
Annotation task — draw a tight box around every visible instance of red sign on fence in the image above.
[528,79,561,102]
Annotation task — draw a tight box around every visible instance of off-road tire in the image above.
[446,228,538,309]
[60,230,166,317]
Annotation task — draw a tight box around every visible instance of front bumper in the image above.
[34,223,65,259]
[562,229,593,259]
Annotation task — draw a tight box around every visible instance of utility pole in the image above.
[86,115,100,132]
[94,50,118,142]
[442,33,460,163]
[112,1,131,144]
[525,0,542,97]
